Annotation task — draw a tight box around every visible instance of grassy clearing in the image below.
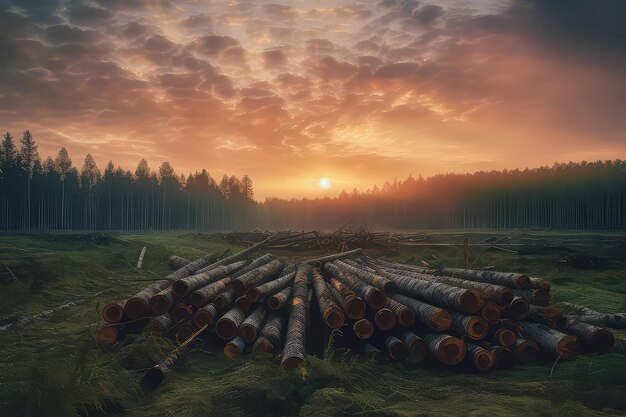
[0,231,624,417]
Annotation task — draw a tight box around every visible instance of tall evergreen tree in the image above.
[55,147,72,230]
[19,130,39,231]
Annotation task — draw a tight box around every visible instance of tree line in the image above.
[1,130,625,232]
[260,161,626,230]
[0,131,256,232]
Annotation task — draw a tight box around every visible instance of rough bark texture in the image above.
[519,321,578,359]
[124,253,216,319]
[387,298,416,327]
[328,277,366,319]
[246,270,296,302]
[312,269,344,329]
[215,307,246,339]
[232,259,284,294]
[167,256,190,270]
[560,321,614,353]
[253,312,286,353]
[190,277,233,307]
[173,260,248,297]
[392,294,452,332]
[376,269,483,314]
[239,304,268,343]
[529,276,550,291]
[436,267,530,289]
[377,265,513,306]
[281,265,312,370]
[324,263,386,310]
[338,259,396,294]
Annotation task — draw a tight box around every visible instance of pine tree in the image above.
[19,130,39,231]
[55,147,72,230]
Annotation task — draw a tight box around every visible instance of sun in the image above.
[319,177,331,189]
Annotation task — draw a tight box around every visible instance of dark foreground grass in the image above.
[0,231,624,417]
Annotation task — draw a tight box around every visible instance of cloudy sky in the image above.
[1,0,625,199]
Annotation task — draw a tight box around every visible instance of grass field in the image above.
[0,231,625,417]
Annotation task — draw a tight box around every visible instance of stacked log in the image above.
[94,246,616,389]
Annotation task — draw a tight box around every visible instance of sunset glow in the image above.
[319,177,332,190]
[0,1,625,199]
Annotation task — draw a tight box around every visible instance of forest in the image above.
[1,130,625,232]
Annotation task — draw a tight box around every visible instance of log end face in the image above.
[492,346,515,370]
[96,326,118,345]
[459,290,484,314]
[386,338,408,361]
[235,296,252,313]
[366,289,387,310]
[267,296,281,310]
[473,350,495,372]
[374,308,396,331]
[224,343,242,359]
[102,302,124,324]
[515,339,539,363]
[172,304,192,322]
[408,338,427,360]
[437,336,466,365]
[507,297,530,321]
[216,318,238,340]
[324,307,345,329]
[353,319,374,340]
[345,297,366,320]
[194,310,213,328]
[253,337,274,354]
[125,297,149,320]
[171,281,190,298]
[496,328,517,347]
[281,355,304,371]
[150,295,173,317]
[481,303,501,324]
[239,325,257,344]
[467,316,489,340]
[175,326,195,344]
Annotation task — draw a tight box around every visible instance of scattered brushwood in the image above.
[96,247,615,390]
[220,226,430,251]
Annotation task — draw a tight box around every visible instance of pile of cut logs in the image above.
[98,245,620,389]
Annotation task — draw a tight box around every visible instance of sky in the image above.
[1,0,625,200]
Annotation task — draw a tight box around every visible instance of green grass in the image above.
[0,231,625,417]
